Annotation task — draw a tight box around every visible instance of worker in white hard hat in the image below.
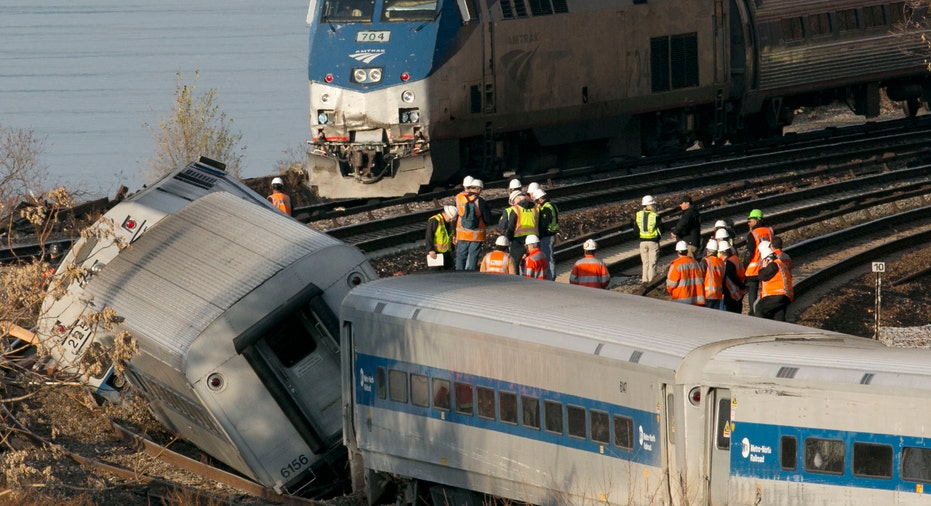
[520,234,549,280]
[455,176,492,271]
[508,179,522,192]
[426,205,459,270]
[718,239,746,313]
[634,195,663,283]
[531,188,559,280]
[480,235,517,274]
[712,219,736,248]
[267,176,292,216]
[667,240,705,306]
[744,209,774,316]
[569,239,610,289]
[754,240,793,321]
[501,183,539,262]
[701,239,725,310]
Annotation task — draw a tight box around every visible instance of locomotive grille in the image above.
[173,167,218,190]
[776,366,799,379]
[650,33,698,93]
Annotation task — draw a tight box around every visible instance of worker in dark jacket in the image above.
[532,188,559,280]
[754,240,793,321]
[501,195,539,262]
[743,209,775,316]
[671,195,700,258]
[425,205,458,270]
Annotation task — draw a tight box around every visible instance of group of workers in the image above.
[638,194,793,320]
[431,184,793,319]
[426,176,611,288]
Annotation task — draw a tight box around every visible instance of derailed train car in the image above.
[306,0,931,197]
[340,273,931,505]
[36,159,377,495]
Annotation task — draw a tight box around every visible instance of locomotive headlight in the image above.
[401,90,415,103]
[409,111,420,123]
[318,112,329,124]
[400,111,410,123]
[353,68,367,83]
[368,68,382,82]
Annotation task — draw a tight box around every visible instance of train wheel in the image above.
[903,97,922,118]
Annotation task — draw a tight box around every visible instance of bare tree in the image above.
[0,125,49,210]
[146,71,245,180]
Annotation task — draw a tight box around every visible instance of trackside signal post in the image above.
[872,262,884,340]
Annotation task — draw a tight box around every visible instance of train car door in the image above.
[708,388,732,505]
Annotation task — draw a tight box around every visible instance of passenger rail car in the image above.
[306,0,931,198]
[340,274,931,505]
[37,160,378,496]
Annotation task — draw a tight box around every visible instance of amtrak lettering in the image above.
[740,437,772,463]
[505,32,539,44]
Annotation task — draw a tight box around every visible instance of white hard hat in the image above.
[706,239,718,252]
[527,182,541,193]
[508,190,523,204]
[714,220,727,229]
[525,234,540,246]
[271,177,284,186]
[718,240,731,253]
[675,240,688,252]
[530,188,546,200]
[443,205,458,218]
[495,235,509,247]
[471,179,484,189]
[757,240,774,259]
[583,239,598,251]
[641,195,655,206]
[462,175,474,187]
[714,228,730,240]
[508,179,522,191]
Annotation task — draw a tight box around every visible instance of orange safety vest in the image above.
[569,255,611,288]
[480,250,513,274]
[761,258,794,300]
[745,226,774,277]
[724,254,747,301]
[667,256,706,305]
[702,255,725,301]
[268,190,292,216]
[522,247,549,279]
[455,192,486,242]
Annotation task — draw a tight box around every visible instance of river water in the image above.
[1,1,311,198]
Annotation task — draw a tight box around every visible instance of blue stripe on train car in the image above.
[731,421,931,493]
[355,353,663,468]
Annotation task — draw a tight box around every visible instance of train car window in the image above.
[902,447,931,482]
[477,387,495,420]
[888,2,906,25]
[500,0,514,18]
[551,0,568,14]
[780,17,804,42]
[837,9,859,32]
[862,5,885,28]
[650,33,699,93]
[381,0,438,22]
[411,374,429,407]
[614,415,634,450]
[853,442,893,478]
[321,0,376,22]
[432,378,450,410]
[513,0,528,17]
[544,400,564,434]
[263,310,319,368]
[388,369,408,403]
[808,13,831,37]
[528,0,552,16]
[521,395,540,430]
[567,405,586,439]
[499,391,518,424]
[715,398,731,450]
[804,438,845,474]
[377,367,387,399]
[590,410,610,444]
[780,436,797,470]
[455,382,474,415]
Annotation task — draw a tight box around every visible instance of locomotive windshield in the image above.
[382,0,438,21]
[321,0,376,22]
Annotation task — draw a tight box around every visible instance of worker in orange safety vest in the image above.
[667,240,706,306]
[480,235,517,274]
[569,239,611,288]
[754,240,794,321]
[267,177,292,216]
[520,235,549,280]
[701,239,725,309]
[742,209,774,315]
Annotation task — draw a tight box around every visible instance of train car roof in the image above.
[342,273,853,372]
[85,191,355,365]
